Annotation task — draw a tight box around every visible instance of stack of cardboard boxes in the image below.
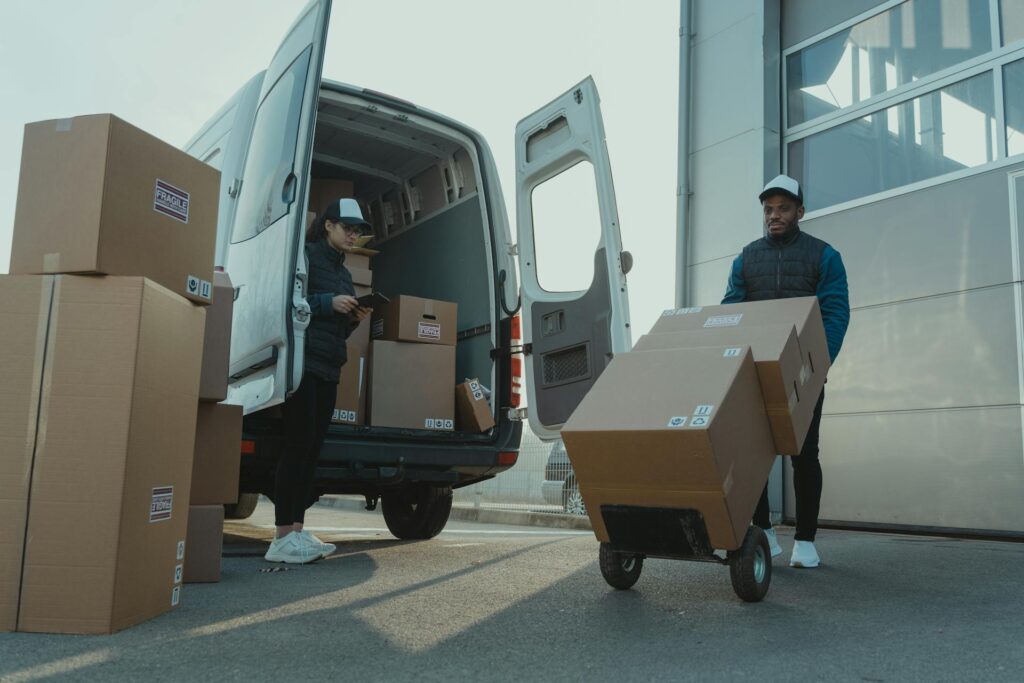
[368,296,459,431]
[0,113,229,634]
[186,273,242,584]
[561,298,829,551]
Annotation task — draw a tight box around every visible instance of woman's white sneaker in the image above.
[763,527,783,558]
[300,530,337,558]
[264,531,322,564]
[789,540,820,568]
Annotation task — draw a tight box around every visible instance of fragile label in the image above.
[174,564,183,584]
[667,416,688,428]
[186,275,212,300]
[425,418,454,430]
[723,347,742,357]
[171,586,180,607]
[703,314,742,328]
[176,540,186,560]
[154,179,190,223]
[333,409,357,423]
[372,319,384,338]
[661,307,703,317]
[417,321,441,340]
[150,486,173,523]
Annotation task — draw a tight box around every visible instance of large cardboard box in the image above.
[344,252,372,287]
[456,379,496,433]
[333,343,367,425]
[308,178,355,215]
[190,402,243,506]
[184,505,224,584]
[648,298,830,454]
[10,114,219,305]
[199,272,234,402]
[561,346,776,550]
[0,275,55,632]
[371,295,457,346]
[9,275,204,634]
[368,341,455,431]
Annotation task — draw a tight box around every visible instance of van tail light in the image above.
[510,313,524,408]
[497,451,518,466]
[241,439,256,455]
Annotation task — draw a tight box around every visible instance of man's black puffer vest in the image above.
[304,238,354,382]
[741,228,828,301]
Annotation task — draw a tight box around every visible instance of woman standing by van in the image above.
[264,197,373,563]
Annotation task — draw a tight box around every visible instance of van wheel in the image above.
[381,485,453,540]
[599,543,643,590]
[224,493,260,520]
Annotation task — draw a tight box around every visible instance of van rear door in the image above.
[224,0,331,414]
[515,76,632,440]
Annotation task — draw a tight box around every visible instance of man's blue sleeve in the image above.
[308,293,336,319]
[817,246,850,363]
[721,254,746,304]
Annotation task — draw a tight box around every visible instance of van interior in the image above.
[309,88,498,433]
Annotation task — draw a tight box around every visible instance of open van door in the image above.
[515,77,632,440]
[224,0,331,414]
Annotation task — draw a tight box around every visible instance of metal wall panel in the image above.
[828,285,1021,414]
[684,257,735,310]
[799,406,1024,532]
[803,167,1017,309]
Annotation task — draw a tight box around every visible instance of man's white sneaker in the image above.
[300,530,337,558]
[762,527,783,558]
[264,531,322,564]
[789,540,820,568]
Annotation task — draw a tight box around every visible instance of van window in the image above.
[530,160,602,292]
[232,47,312,244]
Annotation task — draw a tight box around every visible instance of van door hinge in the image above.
[490,343,531,359]
[507,407,528,421]
[228,178,242,199]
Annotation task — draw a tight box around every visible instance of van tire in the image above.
[224,493,260,520]
[381,484,453,539]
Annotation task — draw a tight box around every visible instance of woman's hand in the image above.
[349,306,372,322]
[331,294,360,314]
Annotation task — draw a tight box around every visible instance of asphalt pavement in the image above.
[0,501,1021,682]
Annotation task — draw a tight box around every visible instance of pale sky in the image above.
[0,0,681,339]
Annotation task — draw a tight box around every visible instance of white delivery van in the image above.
[184,0,632,538]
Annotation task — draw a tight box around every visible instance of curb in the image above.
[317,495,593,531]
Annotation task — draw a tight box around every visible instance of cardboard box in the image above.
[10,275,204,634]
[0,275,55,632]
[561,346,776,550]
[456,379,495,432]
[333,343,367,425]
[190,402,243,505]
[199,272,234,402]
[10,114,219,305]
[308,178,355,215]
[648,298,830,454]
[184,505,224,584]
[371,295,457,346]
[368,341,455,431]
[634,325,806,454]
[344,252,372,287]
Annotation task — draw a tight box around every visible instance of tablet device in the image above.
[356,291,390,309]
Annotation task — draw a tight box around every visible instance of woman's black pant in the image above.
[274,373,337,527]
[752,389,825,542]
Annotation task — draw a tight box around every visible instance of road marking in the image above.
[255,525,591,537]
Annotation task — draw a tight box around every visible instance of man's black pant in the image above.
[753,389,825,542]
[274,372,337,527]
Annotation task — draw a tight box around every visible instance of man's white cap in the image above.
[324,196,371,230]
[758,174,803,205]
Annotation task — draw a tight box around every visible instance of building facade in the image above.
[682,0,1024,535]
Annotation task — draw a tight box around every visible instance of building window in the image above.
[784,0,1024,213]
[789,72,995,211]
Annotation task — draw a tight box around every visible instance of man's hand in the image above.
[331,294,360,314]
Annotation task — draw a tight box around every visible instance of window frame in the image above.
[782,0,1024,218]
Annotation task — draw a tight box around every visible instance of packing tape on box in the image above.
[43,253,60,272]
[23,276,57,485]
[55,118,73,132]
[34,277,62,469]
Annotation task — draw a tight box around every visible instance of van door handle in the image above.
[282,173,297,204]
